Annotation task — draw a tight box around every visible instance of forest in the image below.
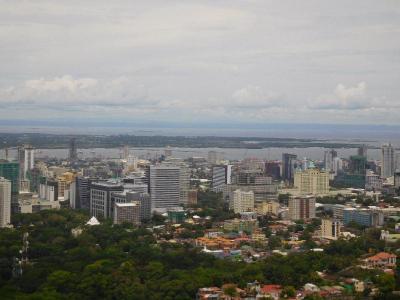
[0,209,399,299]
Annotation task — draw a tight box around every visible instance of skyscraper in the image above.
[0,177,11,227]
[282,153,297,184]
[0,161,19,194]
[150,165,180,212]
[17,145,35,180]
[357,145,368,157]
[324,149,337,172]
[69,138,78,161]
[381,144,395,178]
[90,181,124,219]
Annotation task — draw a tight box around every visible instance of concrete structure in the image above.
[150,165,180,212]
[382,144,395,178]
[364,252,396,269]
[321,218,341,240]
[394,171,400,189]
[232,189,254,214]
[282,153,297,184]
[18,145,35,180]
[0,177,11,227]
[324,149,337,172]
[365,170,383,191]
[113,202,140,225]
[207,151,218,164]
[90,181,124,219]
[69,138,78,161]
[212,165,232,191]
[39,179,58,202]
[343,207,384,227]
[256,201,279,215]
[288,195,316,220]
[294,168,329,195]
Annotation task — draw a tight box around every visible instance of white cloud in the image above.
[232,85,283,108]
[310,82,372,110]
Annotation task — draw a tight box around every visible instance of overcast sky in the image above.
[0,0,399,126]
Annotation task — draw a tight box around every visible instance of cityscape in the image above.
[1,1,400,300]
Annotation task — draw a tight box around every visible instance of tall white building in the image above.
[233,189,254,214]
[150,165,180,212]
[381,144,395,178]
[0,177,11,227]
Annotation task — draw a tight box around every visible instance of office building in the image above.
[265,161,281,180]
[90,181,124,219]
[343,208,384,227]
[288,195,316,220]
[282,153,297,184]
[358,145,368,157]
[150,165,180,212]
[324,149,337,172]
[113,202,140,225]
[233,189,254,214]
[69,138,78,161]
[294,168,329,195]
[365,170,383,191]
[207,151,218,164]
[126,191,152,221]
[18,145,35,180]
[0,161,19,194]
[39,179,59,202]
[321,218,341,240]
[395,171,400,189]
[382,144,395,178]
[212,165,232,191]
[0,177,11,227]
[349,155,367,175]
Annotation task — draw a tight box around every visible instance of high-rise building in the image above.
[382,144,395,178]
[150,165,180,212]
[90,181,124,219]
[0,177,11,227]
[294,169,330,195]
[282,153,297,184]
[18,145,35,180]
[324,149,337,172]
[288,195,316,221]
[321,218,341,240]
[365,170,383,191]
[69,138,78,161]
[349,155,367,175]
[233,189,254,214]
[394,171,400,189]
[39,178,59,202]
[212,165,232,191]
[358,145,368,157]
[207,151,218,165]
[265,161,281,180]
[0,161,19,194]
[113,202,140,225]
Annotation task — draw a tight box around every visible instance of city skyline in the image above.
[0,1,399,125]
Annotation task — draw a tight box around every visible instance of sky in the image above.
[0,0,399,126]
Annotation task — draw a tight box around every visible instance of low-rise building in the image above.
[364,252,397,269]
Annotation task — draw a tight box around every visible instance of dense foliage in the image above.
[0,209,399,299]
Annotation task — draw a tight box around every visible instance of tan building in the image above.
[288,195,315,220]
[321,218,341,240]
[256,201,279,215]
[294,168,329,195]
[113,202,141,225]
[0,177,11,228]
[233,189,254,214]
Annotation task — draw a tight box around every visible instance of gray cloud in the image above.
[0,0,399,125]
